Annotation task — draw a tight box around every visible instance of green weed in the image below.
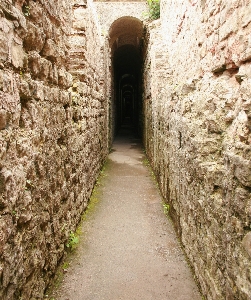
[66,231,79,250]
[163,203,170,215]
[147,0,160,20]
[23,5,30,17]
[62,262,69,270]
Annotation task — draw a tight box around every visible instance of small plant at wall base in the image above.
[66,231,79,250]
[163,203,170,215]
[147,0,160,20]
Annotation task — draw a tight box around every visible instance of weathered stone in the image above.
[58,68,72,88]
[219,10,238,41]
[234,157,251,188]
[41,38,58,61]
[205,116,224,133]
[48,64,58,85]
[144,1,251,299]
[240,5,251,28]
[0,0,21,21]
[39,57,52,81]
[0,70,3,91]
[0,1,108,299]
[19,78,31,99]
[73,7,88,30]
[211,62,226,73]
[28,51,42,78]
[28,53,50,81]
[225,110,236,122]
[23,21,46,52]
[0,109,7,130]
[11,40,26,68]
[237,63,251,79]
[28,0,44,22]
[0,32,9,62]
[242,232,251,257]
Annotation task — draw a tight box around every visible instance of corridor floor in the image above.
[51,130,201,300]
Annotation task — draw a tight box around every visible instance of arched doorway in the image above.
[109,17,144,137]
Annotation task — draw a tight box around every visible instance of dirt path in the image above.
[50,131,201,300]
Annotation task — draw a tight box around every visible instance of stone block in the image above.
[58,68,73,89]
[219,10,238,42]
[239,48,251,64]
[11,41,26,68]
[240,5,251,28]
[18,211,32,225]
[0,90,20,113]
[28,0,44,22]
[48,64,58,85]
[23,21,46,52]
[0,215,13,255]
[0,109,7,130]
[73,7,87,30]
[2,71,14,94]
[29,80,44,101]
[39,57,52,81]
[28,51,42,78]
[43,16,53,39]
[0,69,3,91]
[225,110,236,122]
[69,34,86,46]
[41,38,58,61]
[75,81,87,96]
[0,32,9,62]
[211,60,226,73]
[234,157,251,188]
[0,0,21,21]
[60,90,71,106]
[205,116,224,133]
[28,53,51,81]
[236,63,251,79]
[242,232,251,257]
[19,78,31,99]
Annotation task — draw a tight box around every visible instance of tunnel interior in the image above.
[109,17,144,137]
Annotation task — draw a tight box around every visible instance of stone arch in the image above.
[94,1,147,36]
[109,16,144,54]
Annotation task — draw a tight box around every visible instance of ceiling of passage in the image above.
[109,16,144,56]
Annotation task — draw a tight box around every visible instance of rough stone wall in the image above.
[143,0,251,299]
[0,0,108,298]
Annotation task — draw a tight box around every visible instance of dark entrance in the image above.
[109,17,144,137]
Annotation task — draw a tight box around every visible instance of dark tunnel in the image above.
[109,17,144,137]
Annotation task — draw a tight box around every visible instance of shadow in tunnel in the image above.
[109,17,144,140]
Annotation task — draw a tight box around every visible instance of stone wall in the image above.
[143,0,251,299]
[0,0,108,298]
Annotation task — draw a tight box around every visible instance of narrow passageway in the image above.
[52,128,201,300]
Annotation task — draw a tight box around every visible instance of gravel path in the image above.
[50,131,201,300]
